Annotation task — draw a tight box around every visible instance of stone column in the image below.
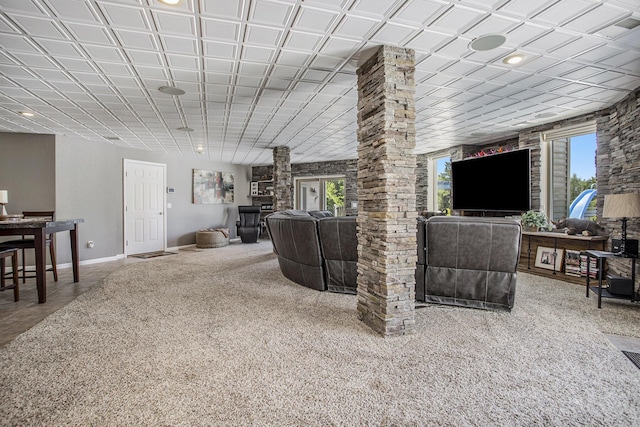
[273,146,292,211]
[355,45,417,337]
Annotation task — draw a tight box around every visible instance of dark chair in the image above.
[0,248,19,301]
[236,206,262,243]
[0,211,57,283]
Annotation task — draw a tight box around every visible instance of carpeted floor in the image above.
[1,240,639,426]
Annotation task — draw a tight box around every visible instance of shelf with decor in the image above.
[250,179,273,196]
[518,231,608,284]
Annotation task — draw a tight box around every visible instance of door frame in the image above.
[123,159,167,256]
[294,174,345,213]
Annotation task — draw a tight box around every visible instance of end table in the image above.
[585,250,637,309]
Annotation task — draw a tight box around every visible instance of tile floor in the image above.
[0,258,128,349]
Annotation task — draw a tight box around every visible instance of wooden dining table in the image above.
[0,218,83,303]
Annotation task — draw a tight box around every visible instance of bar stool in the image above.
[0,248,19,301]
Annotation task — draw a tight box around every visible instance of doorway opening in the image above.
[295,176,345,216]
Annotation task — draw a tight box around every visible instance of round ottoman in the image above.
[196,228,230,248]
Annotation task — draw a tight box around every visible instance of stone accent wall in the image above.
[356,45,417,337]
[272,146,292,211]
[415,154,429,212]
[598,87,640,279]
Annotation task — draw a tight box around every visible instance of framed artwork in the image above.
[535,246,564,271]
[192,169,234,204]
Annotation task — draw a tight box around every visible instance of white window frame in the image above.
[429,155,450,212]
[541,120,596,220]
[293,174,345,213]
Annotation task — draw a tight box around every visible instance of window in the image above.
[295,176,345,215]
[543,121,596,221]
[430,156,452,213]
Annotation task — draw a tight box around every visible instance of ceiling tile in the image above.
[46,0,102,24]
[294,6,340,33]
[250,0,293,26]
[97,3,151,31]
[1,0,639,164]
[245,24,284,46]
[370,22,418,45]
[201,18,240,42]
[430,4,485,33]
[392,0,448,26]
[113,30,158,50]
[7,14,67,39]
[160,36,198,55]
[284,30,324,51]
[532,0,595,26]
[152,11,197,36]
[64,23,113,44]
[333,14,380,39]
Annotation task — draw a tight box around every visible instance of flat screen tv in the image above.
[451,149,531,213]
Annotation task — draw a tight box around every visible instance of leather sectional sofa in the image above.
[265,210,358,294]
[416,216,522,312]
[266,211,522,311]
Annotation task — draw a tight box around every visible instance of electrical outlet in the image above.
[87,241,94,249]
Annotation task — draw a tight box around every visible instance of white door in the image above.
[124,160,166,255]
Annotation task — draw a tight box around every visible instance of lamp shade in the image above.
[603,193,640,219]
[0,190,7,204]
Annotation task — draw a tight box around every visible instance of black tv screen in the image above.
[451,149,531,213]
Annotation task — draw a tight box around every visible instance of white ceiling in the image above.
[1,0,639,165]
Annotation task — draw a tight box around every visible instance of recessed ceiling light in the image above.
[503,54,525,65]
[159,0,182,5]
[19,111,34,117]
[158,86,185,96]
[469,34,507,52]
[177,126,194,132]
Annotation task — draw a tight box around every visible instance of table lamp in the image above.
[0,190,7,216]
[603,193,640,257]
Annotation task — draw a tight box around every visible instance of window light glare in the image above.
[503,54,525,65]
[159,0,181,5]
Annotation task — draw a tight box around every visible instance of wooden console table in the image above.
[519,231,608,284]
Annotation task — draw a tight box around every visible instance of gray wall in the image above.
[0,133,56,213]
[1,132,251,264]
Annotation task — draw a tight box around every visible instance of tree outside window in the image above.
[436,158,452,214]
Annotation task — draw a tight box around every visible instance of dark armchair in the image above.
[236,206,262,243]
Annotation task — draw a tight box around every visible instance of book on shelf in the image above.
[565,250,581,277]
[579,254,600,278]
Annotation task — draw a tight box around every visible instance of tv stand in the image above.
[519,231,608,284]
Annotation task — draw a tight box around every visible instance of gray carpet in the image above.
[1,241,639,426]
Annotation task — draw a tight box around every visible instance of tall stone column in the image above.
[356,45,417,337]
[273,146,292,211]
